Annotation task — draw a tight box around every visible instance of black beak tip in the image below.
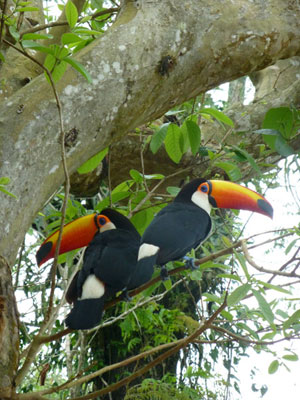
[257,199,273,219]
[36,241,53,266]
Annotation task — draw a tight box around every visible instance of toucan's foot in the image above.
[120,288,132,302]
[160,266,169,281]
[183,256,197,270]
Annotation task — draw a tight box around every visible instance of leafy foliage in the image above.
[2,1,300,398]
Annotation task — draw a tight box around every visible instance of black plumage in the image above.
[141,201,211,266]
[65,209,141,330]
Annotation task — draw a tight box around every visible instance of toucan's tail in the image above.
[65,297,106,330]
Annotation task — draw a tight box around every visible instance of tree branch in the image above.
[242,240,300,278]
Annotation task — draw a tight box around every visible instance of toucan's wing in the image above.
[142,203,211,265]
[76,230,139,294]
[92,229,140,290]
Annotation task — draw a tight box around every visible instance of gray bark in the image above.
[0,256,19,399]
[1,0,300,266]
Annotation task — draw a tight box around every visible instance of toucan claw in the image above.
[160,266,169,281]
[120,288,132,302]
[183,256,197,270]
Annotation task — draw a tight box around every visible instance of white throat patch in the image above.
[79,275,105,300]
[100,221,116,233]
[191,191,212,215]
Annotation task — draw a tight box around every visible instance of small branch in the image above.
[242,240,300,278]
[20,340,184,397]
[211,324,300,346]
[19,7,119,37]
[268,246,300,283]
[108,146,112,207]
[128,167,191,217]
[71,297,228,400]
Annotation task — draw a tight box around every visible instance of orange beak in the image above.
[36,214,99,266]
[208,180,273,218]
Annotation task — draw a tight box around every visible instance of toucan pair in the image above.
[36,178,273,330]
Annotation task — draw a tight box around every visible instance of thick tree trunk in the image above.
[0,257,19,399]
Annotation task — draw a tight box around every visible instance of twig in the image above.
[19,8,119,37]
[268,246,300,284]
[128,167,191,217]
[107,146,112,207]
[70,297,228,400]
[242,240,300,278]
[140,132,149,193]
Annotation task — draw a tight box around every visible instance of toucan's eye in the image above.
[199,183,209,193]
[99,217,107,226]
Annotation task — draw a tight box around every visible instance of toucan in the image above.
[36,209,145,330]
[134,178,273,277]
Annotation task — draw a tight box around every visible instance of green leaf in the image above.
[166,186,181,196]
[268,360,279,374]
[232,145,261,175]
[285,239,299,255]
[164,123,183,164]
[253,128,280,136]
[16,6,40,11]
[163,279,172,291]
[64,57,92,83]
[150,123,169,154]
[0,186,17,198]
[0,51,5,62]
[234,250,250,280]
[220,310,233,321]
[21,41,54,55]
[214,161,242,181]
[44,54,56,72]
[203,293,222,304]
[178,121,190,154]
[0,177,10,185]
[257,280,290,295]
[65,1,78,29]
[262,107,296,139]
[61,33,82,45]
[275,135,294,157]
[190,269,202,281]
[77,147,108,174]
[57,47,69,60]
[276,309,289,319]
[227,283,251,306]
[73,28,102,35]
[282,354,298,362]
[252,289,274,324]
[283,309,300,330]
[129,169,143,183]
[51,60,67,83]
[199,261,229,271]
[199,108,234,127]
[95,191,131,211]
[131,208,153,235]
[143,173,164,180]
[22,33,54,40]
[184,120,201,155]
[217,273,241,282]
